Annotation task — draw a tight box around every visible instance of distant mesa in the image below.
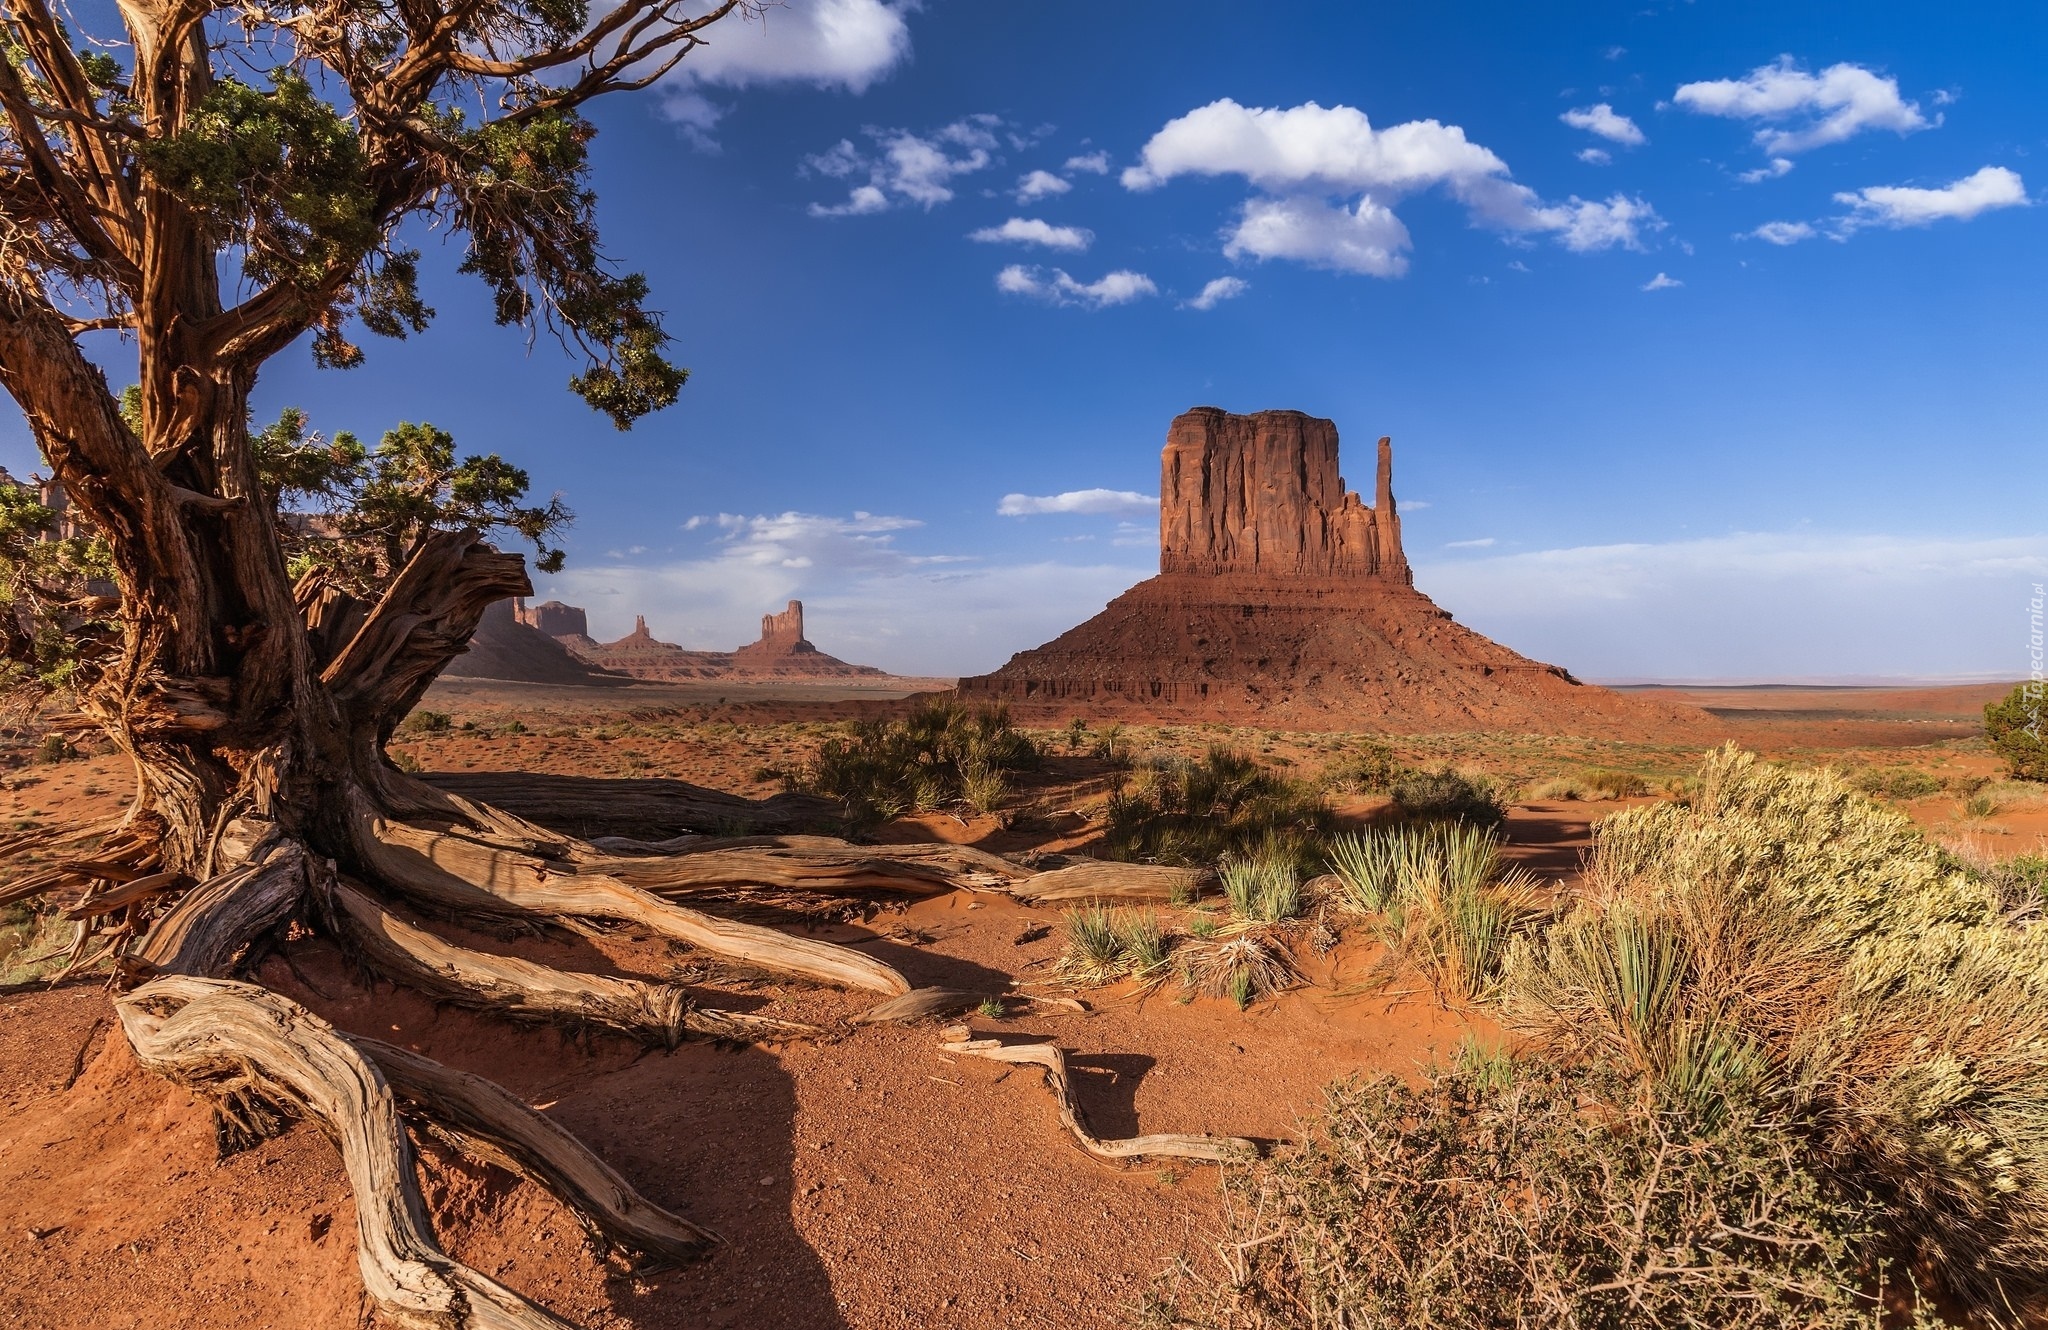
[959,406,1713,737]
[459,597,899,683]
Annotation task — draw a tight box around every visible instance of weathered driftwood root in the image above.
[321,882,822,1046]
[346,1035,715,1262]
[354,812,914,997]
[117,976,580,1330]
[423,770,837,839]
[1004,858,1210,905]
[940,1032,1258,1164]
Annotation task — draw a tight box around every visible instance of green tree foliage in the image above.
[1986,683,2048,781]
[0,479,115,693]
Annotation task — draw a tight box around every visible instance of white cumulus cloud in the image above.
[997,489,1158,516]
[1577,147,1612,166]
[1745,220,1816,245]
[660,0,914,134]
[1064,151,1112,174]
[1014,169,1071,203]
[1183,276,1249,310]
[1673,57,1932,156]
[1121,98,1662,275]
[1561,103,1646,146]
[805,116,1002,215]
[1833,165,2028,230]
[970,217,1094,251]
[996,265,1158,308]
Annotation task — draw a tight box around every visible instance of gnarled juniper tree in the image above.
[0,4,970,1325]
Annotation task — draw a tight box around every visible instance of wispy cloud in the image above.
[998,488,1158,516]
[1419,531,2048,679]
[1641,271,1683,290]
[1183,276,1249,310]
[1444,537,1497,548]
[1743,220,1816,245]
[1561,103,1646,146]
[805,115,1002,215]
[1064,151,1111,174]
[1833,165,2028,231]
[970,217,1094,251]
[1673,57,1932,158]
[996,265,1158,307]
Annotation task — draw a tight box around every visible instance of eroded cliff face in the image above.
[1158,407,1408,583]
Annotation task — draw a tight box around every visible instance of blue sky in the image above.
[7,0,2045,680]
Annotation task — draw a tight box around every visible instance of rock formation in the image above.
[547,602,897,682]
[958,407,1714,738]
[514,598,589,639]
[441,599,630,685]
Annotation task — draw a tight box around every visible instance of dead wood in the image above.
[1003,858,1211,904]
[321,881,820,1046]
[940,1034,1258,1164]
[129,838,309,979]
[345,1035,715,1263]
[117,976,580,1330]
[353,811,915,997]
[851,987,979,1025]
[424,771,837,839]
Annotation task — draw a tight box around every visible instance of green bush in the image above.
[798,700,1038,823]
[1102,747,1332,869]
[1390,766,1507,827]
[1328,822,1537,1003]
[1581,767,1651,799]
[1317,741,1406,795]
[397,708,453,736]
[1142,1061,1895,1330]
[1849,765,1944,800]
[1986,683,2048,781]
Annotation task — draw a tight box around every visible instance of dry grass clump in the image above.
[1217,841,1306,923]
[1326,822,1539,1003]
[0,903,76,985]
[1506,744,2048,1315]
[796,700,1038,823]
[1177,931,1300,1010]
[1388,766,1509,826]
[1139,1061,1896,1330]
[1057,906,1172,985]
[1103,747,1333,869]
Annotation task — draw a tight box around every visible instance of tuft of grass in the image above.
[1179,930,1300,1009]
[960,760,1008,816]
[1327,822,1538,1003]
[0,905,78,985]
[1117,909,1170,976]
[1218,842,1306,923]
[975,996,1006,1019]
[1058,905,1126,983]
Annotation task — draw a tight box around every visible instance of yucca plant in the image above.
[1057,905,1127,984]
[1180,930,1300,1009]
[1116,909,1170,976]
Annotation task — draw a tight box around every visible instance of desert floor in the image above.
[0,677,2038,1329]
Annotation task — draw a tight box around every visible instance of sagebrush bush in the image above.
[1849,765,1944,800]
[1506,744,2048,1314]
[1103,747,1333,869]
[1390,766,1508,826]
[1143,1061,1899,1330]
[797,700,1038,824]
[1317,741,1406,794]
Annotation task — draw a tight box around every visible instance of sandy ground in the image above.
[0,678,2037,1329]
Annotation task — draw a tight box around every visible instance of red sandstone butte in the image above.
[558,602,892,682]
[958,407,1716,738]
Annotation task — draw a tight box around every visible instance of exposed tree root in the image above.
[1004,859,1210,904]
[940,1032,1259,1164]
[321,880,821,1046]
[345,1035,716,1263]
[352,809,917,997]
[129,836,309,980]
[117,976,582,1330]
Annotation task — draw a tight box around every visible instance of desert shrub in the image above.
[1986,683,2048,781]
[389,750,425,774]
[1326,823,1538,1003]
[1581,767,1650,799]
[32,732,74,764]
[1317,741,1406,795]
[1527,775,1588,801]
[1118,910,1170,976]
[1102,747,1333,869]
[1176,930,1299,1009]
[798,700,1038,822]
[1218,840,1305,923]
[0,904,78,985]
[1505,744,2048,1314]
[1849,765,1944,800]
[397,708,452,736]
[1059,906,1173,984]
[1094,721,1128,763]
[1141,1061,1898,1330]
[1390,765,1507,826]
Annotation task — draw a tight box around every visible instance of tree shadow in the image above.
[265,948,852,1330]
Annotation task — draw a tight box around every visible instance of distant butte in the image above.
[958,406,1714,738]
[505,599,898,682]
